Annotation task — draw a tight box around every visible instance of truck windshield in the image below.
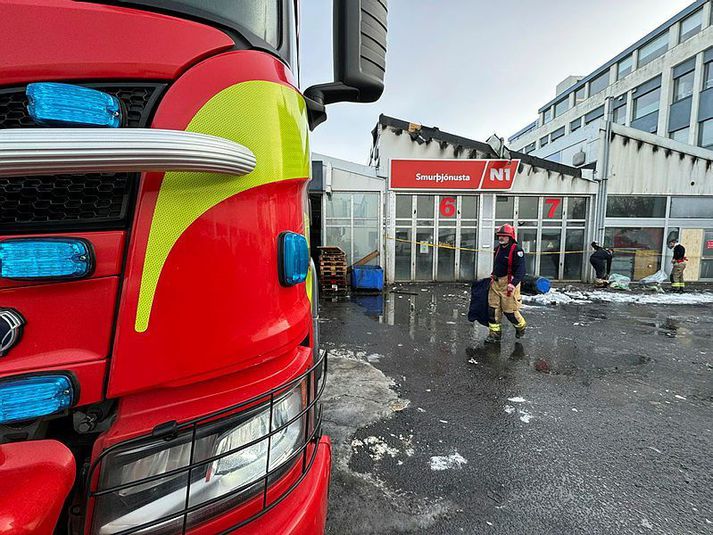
[96,0,281,48]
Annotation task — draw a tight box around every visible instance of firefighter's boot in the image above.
[485,325,502,344]
[515,319,527,339]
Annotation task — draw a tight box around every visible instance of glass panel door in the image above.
[395,227,412,280]
[437,227,456,281]
[519,228,538,275]
[459,228,477,281]
[415,228,434,280]
[436,195,457,281]
[540,229,562,279]
[563,229,585,279]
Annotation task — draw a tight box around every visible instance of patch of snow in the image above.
[430,451,468,471]
[572,408,579,412]
[504,405,516,415]
[507,396,528,403]
[675,395,687,400]
[524,289,713,306]
[351,436,400,461]
[417,407,426,413]
[439,419,448,424]
[468,358,479,365]
[641,518,654,530]
[518,410,533,423]
[330,347,385,362]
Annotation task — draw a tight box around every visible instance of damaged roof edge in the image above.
[376,114,583,178]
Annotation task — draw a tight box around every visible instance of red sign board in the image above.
[707,240,713,250]
[390,159,520,190]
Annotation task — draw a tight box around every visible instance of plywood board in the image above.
[681,228,704,281]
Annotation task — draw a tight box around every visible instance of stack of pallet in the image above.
[318,246,349,297]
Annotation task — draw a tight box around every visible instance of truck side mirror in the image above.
[304,0,388,129]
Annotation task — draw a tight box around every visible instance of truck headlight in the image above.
[92,386,305,535]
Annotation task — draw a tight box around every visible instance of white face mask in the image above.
[498,236,509,245]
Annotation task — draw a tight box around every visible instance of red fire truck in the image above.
[0,1,387,533]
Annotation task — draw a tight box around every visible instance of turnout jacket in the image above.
[492,243,526,286]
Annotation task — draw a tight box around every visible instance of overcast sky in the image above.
[300,0,696,163]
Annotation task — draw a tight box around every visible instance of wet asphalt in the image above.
[320,284,713,535]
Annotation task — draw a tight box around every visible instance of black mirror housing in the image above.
[305,0,388,128]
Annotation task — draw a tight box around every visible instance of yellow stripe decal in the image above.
[135,81,310,332]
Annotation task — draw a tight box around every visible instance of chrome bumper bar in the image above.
[0,128,256,177]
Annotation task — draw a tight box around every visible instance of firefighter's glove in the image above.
[506,283,516,296]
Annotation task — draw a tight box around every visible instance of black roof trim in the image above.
[376,114,582,177]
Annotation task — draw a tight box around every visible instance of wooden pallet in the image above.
[318,246,348,296]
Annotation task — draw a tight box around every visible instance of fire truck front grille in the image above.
[0,83,166,233]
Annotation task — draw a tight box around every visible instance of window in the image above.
[670,127,690,143]
[638,32,669,67]
[617,55,633,80]
[495,196,514,219]
[699,118,713,150]
[606,196,667,218]
[613,94,628,125]
[543,108,553,124]
[567,197,587,220]
[633,86,661,120]
[574,86,587,104]
[670,197,713,218]
[547,151,562,163]
[325,192,380,265]
[540,135,549,148]
[523,142,536,154]
[604,227,664,280]
[703,229,713,279]
[589,71,610,96]
[142,0,282,48]
[704,60,713,91]
[396,195,412,219]
[613,104,627,125]
[679,9,703,43]
[554,98,569,118]
[584,105,605,124]
[551,126,565,141]
[673,68,695,102]
[518,197,539,219]
[570,118,582,132]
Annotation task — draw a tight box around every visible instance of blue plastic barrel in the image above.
[521,275,551,295]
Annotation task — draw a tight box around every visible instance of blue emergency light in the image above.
[26,82,122,128]
[0,238,93,280]
[279,232,309,286]
[0,375,74,424]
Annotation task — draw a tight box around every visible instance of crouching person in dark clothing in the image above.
[589,241,613,287]
[486,224,527,344]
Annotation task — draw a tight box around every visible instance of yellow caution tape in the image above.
[387,236,702,259]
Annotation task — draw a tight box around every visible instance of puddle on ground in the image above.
[464,343,654,379]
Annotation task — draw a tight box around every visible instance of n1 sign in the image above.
[390,159,519,190]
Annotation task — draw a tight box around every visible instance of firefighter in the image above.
[589,241,613,287]
[668,238,687,293]
[486,224,527,344]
